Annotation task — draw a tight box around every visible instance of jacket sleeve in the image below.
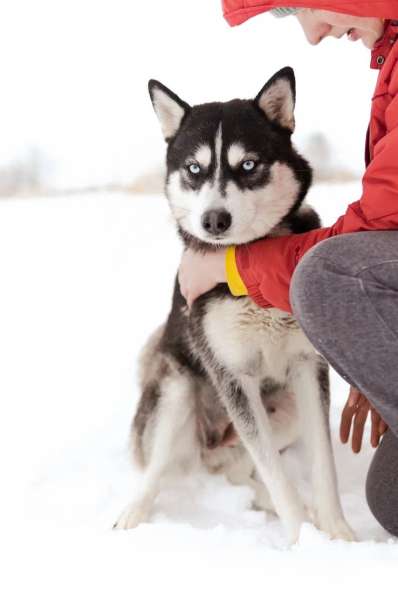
[234,73,398,313]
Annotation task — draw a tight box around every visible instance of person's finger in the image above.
[187,295,192,309]
[340,391,366,440]
[370,409,381,448]
[379,420,388,435]
[178,267,186,290]
[340,400,355,444]
[351,402,370,453]
[348,386,361,408]
[179,282,187,300]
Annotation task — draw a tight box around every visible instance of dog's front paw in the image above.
[316,515,356,542]
[284,507,310,546]
[113,499,151,530]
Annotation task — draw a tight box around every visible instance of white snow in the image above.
[1,180,397,596]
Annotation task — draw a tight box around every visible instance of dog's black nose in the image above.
[201,210,231,235]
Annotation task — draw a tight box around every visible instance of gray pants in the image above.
[290,231,398,536]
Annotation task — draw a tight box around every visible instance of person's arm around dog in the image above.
[179,5,395,460]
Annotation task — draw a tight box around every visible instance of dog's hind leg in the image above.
[219,374,308,544]
[114,374,196,530]
[288,356,355,541]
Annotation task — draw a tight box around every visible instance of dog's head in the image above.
[149,67,312,250]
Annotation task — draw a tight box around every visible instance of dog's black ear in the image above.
[148,80,191,142]
[255,67,296,132]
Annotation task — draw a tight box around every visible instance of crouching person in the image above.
[179,2,398,536]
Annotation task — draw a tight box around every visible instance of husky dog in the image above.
[115,68,354,544]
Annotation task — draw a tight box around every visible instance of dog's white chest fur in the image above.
[203,296,314,381]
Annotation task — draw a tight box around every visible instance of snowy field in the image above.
[1,180,396,595]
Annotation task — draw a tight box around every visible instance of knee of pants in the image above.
[290,237,339,331]
[366,431,398,537]
[289,234,370,334]
[290,231,398,325]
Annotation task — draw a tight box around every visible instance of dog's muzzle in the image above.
[201,209,232,236]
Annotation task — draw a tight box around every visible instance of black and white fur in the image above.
[115,68,354,544]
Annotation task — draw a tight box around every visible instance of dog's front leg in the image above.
[289,357,355,541]
[223,374,308,544]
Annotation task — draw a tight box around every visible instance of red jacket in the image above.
[222,1,398,312]
[223,1,398,25]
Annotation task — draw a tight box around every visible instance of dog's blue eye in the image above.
[242,160,256,172]
[188,163,201,175]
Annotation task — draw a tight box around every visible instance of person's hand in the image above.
[178,248,227,308]
[340,386,388,453]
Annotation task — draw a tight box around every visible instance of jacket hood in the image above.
[222,1,398,26]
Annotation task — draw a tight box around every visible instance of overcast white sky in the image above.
[1,0,378,188]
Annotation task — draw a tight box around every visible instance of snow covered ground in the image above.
[2,182,397,596]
